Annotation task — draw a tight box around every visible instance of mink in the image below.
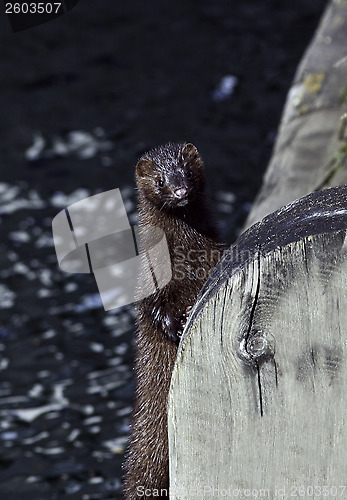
[123,143,225,499]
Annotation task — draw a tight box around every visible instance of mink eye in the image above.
[186,169,193,179]
[157,179,165,188]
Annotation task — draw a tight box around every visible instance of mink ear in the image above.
[182,143,200,162]
[136,159,152,178]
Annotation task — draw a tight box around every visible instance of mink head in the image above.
[135,143,205,210]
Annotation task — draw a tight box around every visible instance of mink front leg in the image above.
[124,298,193,498]
[123,310,178,499]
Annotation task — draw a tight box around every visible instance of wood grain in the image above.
[168,187,347,499]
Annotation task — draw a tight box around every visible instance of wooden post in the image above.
[168,186,347,498]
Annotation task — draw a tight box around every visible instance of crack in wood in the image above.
[219,286,228,347]
[274,358,279,388]
[255,361,263,417]
[246,247,262,347]
[244,247,265,416]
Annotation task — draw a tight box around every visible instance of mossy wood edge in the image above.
[168,186,347,499]
[245,0,347,229]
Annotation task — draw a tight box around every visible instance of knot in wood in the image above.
[238,330,275,365]
[246,333,268,358]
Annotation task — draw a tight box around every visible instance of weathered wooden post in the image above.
[168,186,347,498]
[167,0,347,497]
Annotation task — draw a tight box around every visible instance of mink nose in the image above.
[174,187,188,199]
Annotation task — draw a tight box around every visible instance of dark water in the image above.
[0,1,327,498]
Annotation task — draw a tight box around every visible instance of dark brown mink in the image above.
[123,142,225,499]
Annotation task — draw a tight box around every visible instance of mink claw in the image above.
[176,305,193,340]
[180,305,193,324]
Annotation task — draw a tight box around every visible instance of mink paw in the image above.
[162,306,193,344]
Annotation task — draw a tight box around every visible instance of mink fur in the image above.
[123,143,225,499]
